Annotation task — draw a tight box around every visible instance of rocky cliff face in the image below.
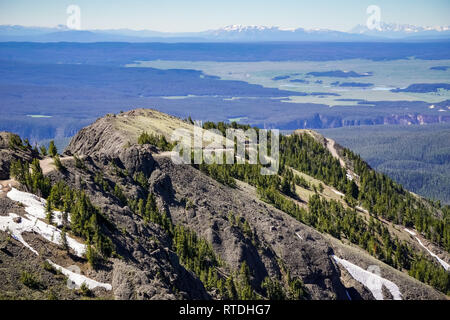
[270,113,450,130]
[0,109,447,300]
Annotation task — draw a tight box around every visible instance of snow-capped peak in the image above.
[350,22,450,34]
[219,25,278,32]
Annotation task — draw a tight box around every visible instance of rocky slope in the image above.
[0,109,448,300]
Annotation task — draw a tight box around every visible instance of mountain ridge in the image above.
[0,108,449,300]
[1,23,449,42]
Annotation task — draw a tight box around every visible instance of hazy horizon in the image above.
[1,0,449,33]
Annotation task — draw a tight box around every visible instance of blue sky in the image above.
[0,0,449,32]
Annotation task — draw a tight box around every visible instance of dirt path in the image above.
[39,156,74,175]
[154,151,174,158]
[325,138,346,168]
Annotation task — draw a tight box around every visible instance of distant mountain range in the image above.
[350,22,450,39]
[0,23,449,42]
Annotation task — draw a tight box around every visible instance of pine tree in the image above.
[53,155,64,171]
[39,145,47,156]
[145,193,157,221]
[346,180,359,199]
[46,199,53,224]
[262,277,285,300]
[288,277,307,300]
[48,140,57,157]
[242,220,252,238]
[60,227,69,252]
[137,198,145,216]
[226,275,238,300]
[237,262,254,300]
[86,243,98,269]
[318,183,324,193]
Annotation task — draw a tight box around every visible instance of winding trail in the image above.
[325,138,346,168]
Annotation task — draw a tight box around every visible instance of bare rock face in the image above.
[64,109,175,158]
[44,154,211,300]
[64,114,125,156]
[65,113,157,179]
[149,169,173,203]
[152,157,348,299]
[119,145,156,177]
[112,262,177,300]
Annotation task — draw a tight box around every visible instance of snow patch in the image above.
[404,228,449,270]
[7,188,68,226]
[0,212,86,257]
[415,237,449,271]
[332,189,345,197]
[47,260,112,291]
[3,188,85,257]
[404,228,416,236]
[0,213,39,255]
[332,255,402,300]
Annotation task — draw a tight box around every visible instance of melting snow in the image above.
[404,228,416,236]
[0,213,39,255]
[415,238,449,271]
[47,260,112,291]
[332,255,402,300]
[404,228,448,270]
[3,188,85,257]
[332,189,345,197]
[7,188,68,227]
[0,212,86,257]
[346,171,354,181]
[0,188,110,291]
